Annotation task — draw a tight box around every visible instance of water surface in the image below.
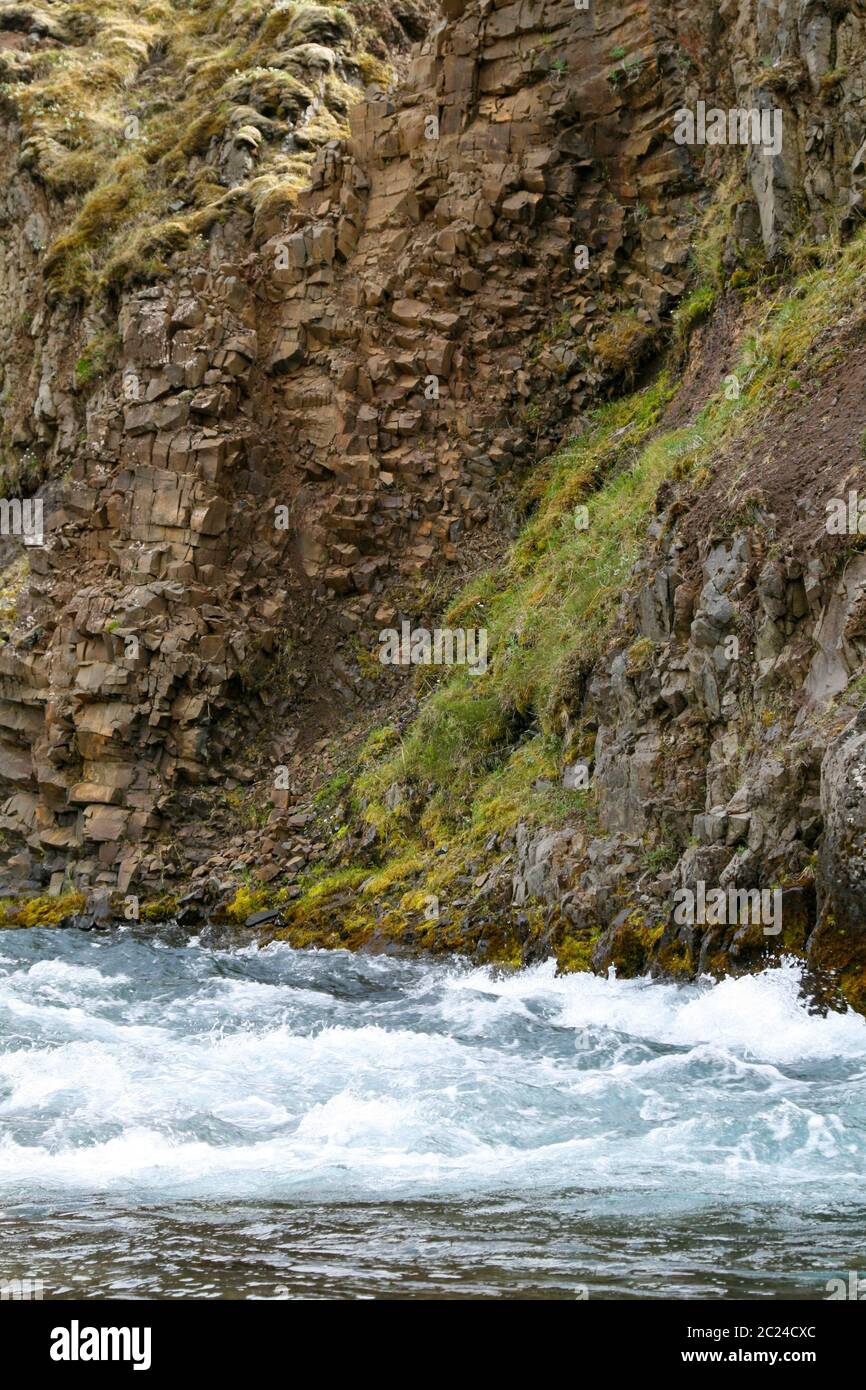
[0,929,863,1299]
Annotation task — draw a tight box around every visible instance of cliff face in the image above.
[0,0,699,878]
[1,1,866,1007]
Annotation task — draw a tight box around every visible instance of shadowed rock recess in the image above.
[1,0,865,1006]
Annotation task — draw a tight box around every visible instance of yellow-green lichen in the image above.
[0,891,87,928]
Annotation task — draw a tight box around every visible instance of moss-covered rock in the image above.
[0,892,87,928]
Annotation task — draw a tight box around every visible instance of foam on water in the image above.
[0,933,864,1205]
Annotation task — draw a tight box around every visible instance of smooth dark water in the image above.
[1,929,864,1299]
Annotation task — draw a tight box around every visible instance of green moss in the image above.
[690,167,750,290]
[672,284,716,342]
[313,771,351,807]
[653,939,694,979]
[555,930,600,973]
[592,310,655,378]
[625,636,655,676]
[642,839,679,874]
[140,894,179,922]
[592,914,663,976]
[464,736,596,843]
[74,330,119,389]
[840,966,866,1015]
[224,884,272,924]
[0,891,87,928]
[358,723,400,763]
[274,866,377,945]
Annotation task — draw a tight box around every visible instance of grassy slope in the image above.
[265,223,866,957]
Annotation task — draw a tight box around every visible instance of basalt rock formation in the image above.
[0,0,700,887]
[1,0,866,1008]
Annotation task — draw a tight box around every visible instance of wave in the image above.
[0,935,863,1202]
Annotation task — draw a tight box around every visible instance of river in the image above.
[1,927,864,1300]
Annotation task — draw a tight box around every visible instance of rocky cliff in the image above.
[1,0,865,1010]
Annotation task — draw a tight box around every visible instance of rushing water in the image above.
[0,927,864,1300]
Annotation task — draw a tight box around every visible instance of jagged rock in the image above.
[811,707,866,992]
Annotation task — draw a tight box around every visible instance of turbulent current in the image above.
[1,927,864,1300]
